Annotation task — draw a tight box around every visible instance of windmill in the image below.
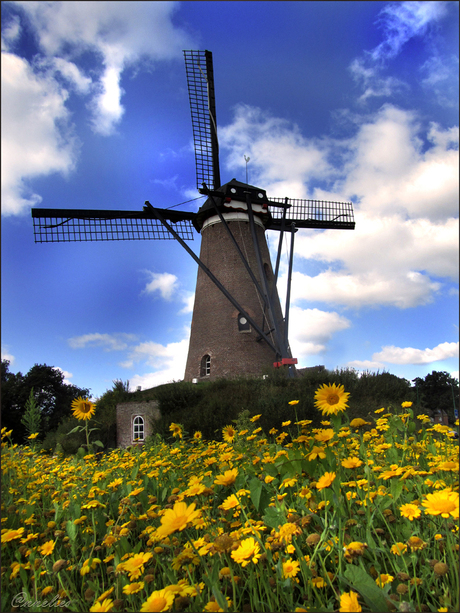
[31,50,355,382]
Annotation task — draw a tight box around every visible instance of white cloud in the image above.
[68,332,137,351]
[121,334,190,387]
[54,366,73,384]
[2,1,195,216]
[372,1,448,62]
[1,52,79,215]
[287,307,351,359]
[13,0,193,135]
[346,359,386,370]
[1,346,15,365]
[373,341,459,365]
[142,272,179,301]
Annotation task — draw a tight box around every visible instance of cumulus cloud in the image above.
[142,272,179,301]
[54,366,73,384]
[1,52,79,215]
[13,1,193,135]
[2,1,194,215]
[68,332,137,351]
[1,345,15,365]
[287,307,351,359]
[120,334,190,387]
[373,341,459,365]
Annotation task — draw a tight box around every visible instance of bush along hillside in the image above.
[1,381,458,613]
[141,369,418,441]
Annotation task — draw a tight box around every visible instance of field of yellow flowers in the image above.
[1,384,459,613]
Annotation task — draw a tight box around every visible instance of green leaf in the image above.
[262,505,286,530]
[93,440,104,447]
[342,565,389,612]
[67,425,82,435]
[249,477,270,514]
[211,586,228,611]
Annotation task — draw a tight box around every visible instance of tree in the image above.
[21,388,42,441]
[1,360,90,444]
[413,371,459,423]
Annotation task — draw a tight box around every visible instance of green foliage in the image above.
[141,368,417,441]
[20,388,42,441]
[413,370,459,422]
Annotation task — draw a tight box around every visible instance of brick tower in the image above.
[184,179,289,381]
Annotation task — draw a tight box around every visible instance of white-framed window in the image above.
[132,415,145,442]
[200,354,211,377]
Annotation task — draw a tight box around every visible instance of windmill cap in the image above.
[195,178,272,231]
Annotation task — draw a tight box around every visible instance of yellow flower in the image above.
[376,573,394,587]
[71,397,96,421]
[407,536,427,551]
[140,588,175,612]
[122,552,153,580]
[250,414,262,422]
[39,540,55,556]
[400,503,421,521]
[27,432,39,439]
[311,577,326,588]
[123,582,145,595]
[214,468,238,487]
[1,527,25,543]
[90,599,114,612]
[422,490,459,519]
[264,475,275,484]
[222,425,236,443]
[316,471,336,491]
[231,537,261,567]
[307,446,326,461]
[314,428,335,443]
[80,557,101,575]
[401,401,413,408]
[343,541,367,561]
[220,494,240,511]
[282,420,291,427]
[339,591,362,612]
[341,457,363,469]
[156,501,201,539]
[390,542,407,556]
[169,423,183,439]
[349,418,370,428]
[193,431,202,440]
[288,400,300,405]
[282,558,300,579]
[204,597,232,612]
[314,383,350,416]
[41,586,53,597]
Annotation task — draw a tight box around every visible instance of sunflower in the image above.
[314,383,350,416]
[169,423,183,439]
[222,425,236,443]
[339,591,361,612]
[421,489,459,519]
[71,397,96,421]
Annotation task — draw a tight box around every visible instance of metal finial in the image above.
[244,155,250,183]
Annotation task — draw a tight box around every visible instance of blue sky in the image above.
[2,1,458,399]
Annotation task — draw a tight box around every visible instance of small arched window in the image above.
[238,313,251,333]
[200,354,211,377]
[133,415,145,442]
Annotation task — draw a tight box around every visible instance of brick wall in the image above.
[184,216,287,381]
[116,401,161,448]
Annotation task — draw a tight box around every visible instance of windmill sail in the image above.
[268,198,355,230]
[183,50,220,190]
[31,207,195,243]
